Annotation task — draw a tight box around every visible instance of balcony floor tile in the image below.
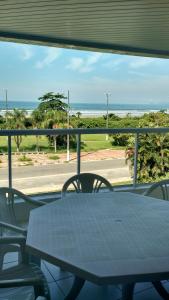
[131,287,164,300]
[43,261,73,281]
[1,258,168,300]
[56,276,121,300]
[45,262,169,300]
[48,282,65,300]
[41,261,56,283]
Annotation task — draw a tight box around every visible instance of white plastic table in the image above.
[26,192,169,300]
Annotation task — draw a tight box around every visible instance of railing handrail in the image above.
[0,127,169,136]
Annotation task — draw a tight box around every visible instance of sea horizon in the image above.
[0,100,168,117]
[0,100,169,110]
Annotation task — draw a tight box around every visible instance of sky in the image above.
[1,41,169,105]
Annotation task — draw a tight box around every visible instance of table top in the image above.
[26,192,169,284]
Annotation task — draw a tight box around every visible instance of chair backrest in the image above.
[0,224,49,300]
[62,173,113,196]
[144,179,169,200]
[0,187,17,225]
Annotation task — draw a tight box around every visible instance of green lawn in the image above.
[81,134,124,151]
[0,134,124,153]
[81,134,108,141]
[0,136,49,152]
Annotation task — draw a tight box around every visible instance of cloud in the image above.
[102,57,127,69]
[102,55,156,71]
[66,52,103,73]
[35,48,61,69]
[9,43,34,60]
[20,45,34,60]
[128,57,155,69]
[128,70,148,77]
[66,57,84,71]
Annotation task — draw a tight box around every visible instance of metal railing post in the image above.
[133,133,139,187]
[8,136,12,188]
[77,134,81,175]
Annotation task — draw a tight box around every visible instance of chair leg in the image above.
[122,283,135,300]
[34,284,45,299]
[152,281,169,300]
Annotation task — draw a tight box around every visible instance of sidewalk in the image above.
[0,149,126,167]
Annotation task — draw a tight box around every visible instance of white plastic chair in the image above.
[0,222,50,300]
[0,187,45,235]
[62,173,113,197]
[0,187,46,266]
[144,179,169,200]
[144,179,169,299]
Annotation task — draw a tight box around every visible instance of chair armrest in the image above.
[27,199,46,207]
[0,221,27,236]
[143,190,152,197]
[0,236,26,246]
[0,277,43,288]
[0,235,29,263]
[0,233,27,262]
[13,189,46,207]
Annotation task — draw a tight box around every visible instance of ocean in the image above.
[0,101,168,117]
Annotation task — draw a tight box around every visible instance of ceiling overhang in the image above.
[1,1,169,58]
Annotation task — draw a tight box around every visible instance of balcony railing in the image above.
[1,127,169,190]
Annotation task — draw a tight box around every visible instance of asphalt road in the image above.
[0,158,130,193]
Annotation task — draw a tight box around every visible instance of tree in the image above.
[76,111,82,119]
[5,109,27,152]
[0,114,5,129]
[42,110,67,151]
[37,92,69,151]
[31,109,44,152]
[103,113,120,121]
[126,112,169,183]
[137,133,169,182]
[38,92,68,113]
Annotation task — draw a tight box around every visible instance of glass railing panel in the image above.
[11,134,76,195]
[1,127,169,193]
[134,132,169,185]
[80,133,132,186]
[0,136,8,187]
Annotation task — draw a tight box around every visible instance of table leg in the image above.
[152,281,169,300]
[122,283,135,300]
[64,277,85,300]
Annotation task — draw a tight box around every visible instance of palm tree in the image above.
[126,112,169,183]
[43,110,67,152]
[76,111,82,119]
[5,109,27,152]
[31,109,44,152]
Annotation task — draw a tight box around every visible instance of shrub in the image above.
[123,112,169,183]
[18,155,32,162]
[48,154,59,160]
[111,134,130,146]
